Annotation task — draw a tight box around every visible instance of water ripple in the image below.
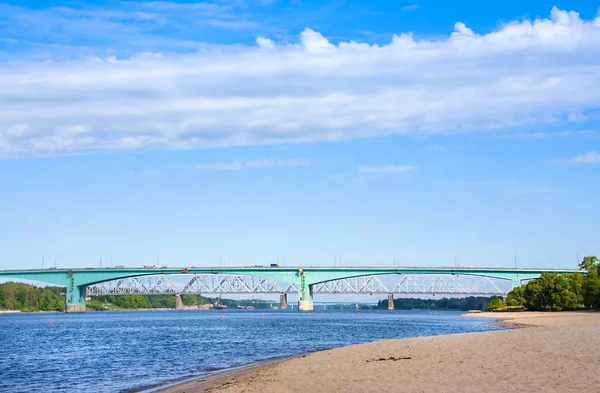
[0,310,504,392]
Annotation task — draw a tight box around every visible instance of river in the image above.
[0,309,504,392]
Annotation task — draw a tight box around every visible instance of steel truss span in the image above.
[86,274,507,296]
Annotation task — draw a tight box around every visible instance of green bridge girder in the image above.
[0,266,581,312]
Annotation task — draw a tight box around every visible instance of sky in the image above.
[0,0,599,270]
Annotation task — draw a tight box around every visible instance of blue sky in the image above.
[0,1,599,270]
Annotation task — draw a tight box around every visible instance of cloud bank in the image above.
[1,7,600,157]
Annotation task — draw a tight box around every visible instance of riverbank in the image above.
[462,310,600,327]
[158,312,600,393]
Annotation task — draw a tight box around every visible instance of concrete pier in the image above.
[298,300,313,311]
[298,283,314,311]
[66,303,86,313]
[280,293,288,310]
[175,294,184,310]
[65,283,87,313]
[387,293,394,310]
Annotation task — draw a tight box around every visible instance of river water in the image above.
[0,310,504,392]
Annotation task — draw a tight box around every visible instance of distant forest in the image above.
[0,282,276,311]
[0,281,495,312]
[376,296,494,311]
[0,282,65,312]
[91,294,276,310]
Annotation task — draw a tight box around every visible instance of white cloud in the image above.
[256,36,275,50]
[359,165,417,173]
[401,4,420,12]
[452,22,475,36]
[424,144,446,151]
[300,28,335,53]
[2,7,600,157]
[547,151,600,165]
[196,159,311,170]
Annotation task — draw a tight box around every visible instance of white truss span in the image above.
[87,274,507,296]
[312,276,390,294]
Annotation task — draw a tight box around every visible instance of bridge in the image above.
[86,273,509,301]
[86,273,510,311]
[0,266,580,312]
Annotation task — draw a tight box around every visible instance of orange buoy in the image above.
[49,322,53,327]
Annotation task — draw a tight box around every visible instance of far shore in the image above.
[157,311,600,393]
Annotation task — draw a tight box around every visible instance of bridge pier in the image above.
[280,293,288,310]
[66,283,87,313]
[387,293,394,310]
[175,294,184,310]
[298,284,314,311]
[298,299,313,311]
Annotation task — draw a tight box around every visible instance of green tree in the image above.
[524,275,545,311]
[0,282,65,311]
[506,285,525,307]
[487,297,506,310]
[579,256,600,273]
[583,269,600,311]
[577,256,600,311]
[522,272,585,311]
[550,274,581,311]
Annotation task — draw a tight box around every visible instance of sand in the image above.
[159,312,600,393]
[462,310,600,327]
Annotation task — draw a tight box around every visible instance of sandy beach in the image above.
[159,312,600,393]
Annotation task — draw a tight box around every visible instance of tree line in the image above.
[91,294,275,309]
[492,255,600,311]
[376,296,495,311]
[92,294,179,309]
[0,282,278,311]
[0,282,65,312]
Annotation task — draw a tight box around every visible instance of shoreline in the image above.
[141,357,291,393]
[461,310,600,327]
[157,311,600,393]
[153,313,513,393]
[151,312,502,393]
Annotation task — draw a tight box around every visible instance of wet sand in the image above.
[159,312,600,393]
